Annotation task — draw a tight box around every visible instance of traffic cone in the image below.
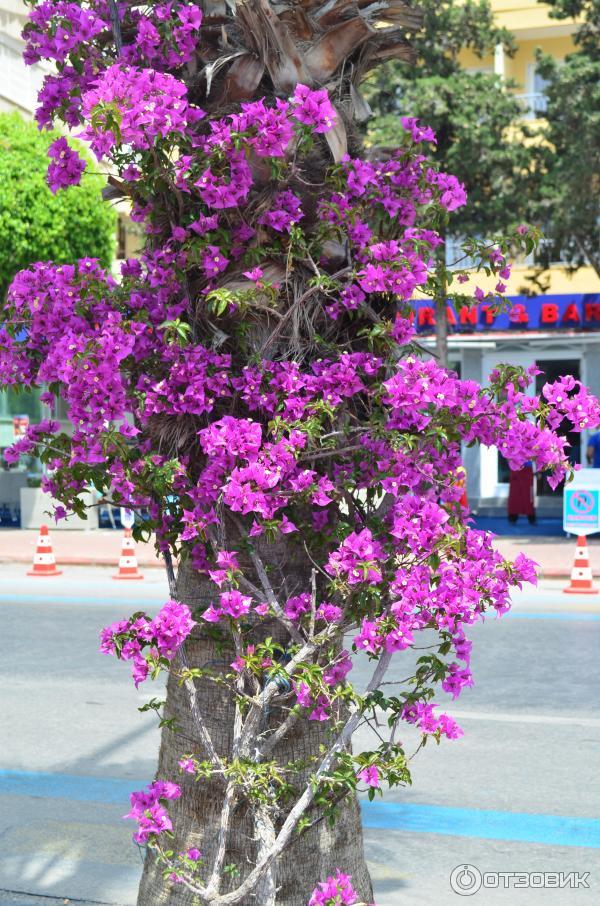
[113,528,144,580]
[27,525,62,577]
[563,535,598,595]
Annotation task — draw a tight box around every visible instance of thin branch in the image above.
[211,651,394,905]
[107,0,122,54]
[177,647,224,773]
[258,708,300,759]
[204,784,238,898]
[163,549,177,598]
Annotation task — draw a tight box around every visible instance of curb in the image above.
[0,556,574,577]
[0,556,163,568]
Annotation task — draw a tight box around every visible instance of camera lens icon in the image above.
[450,864,482,896]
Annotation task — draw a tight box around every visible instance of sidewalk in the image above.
[0,529,162,568]
[0,528,597,577]
[493,535,600,578]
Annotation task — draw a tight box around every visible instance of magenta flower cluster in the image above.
[100,600,195,687]
[124,780,181,844]
[46,137,86,192]
[308,870,359,905]
[80,64,201,159]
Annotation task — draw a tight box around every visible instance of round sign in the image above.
[571,491,595,514]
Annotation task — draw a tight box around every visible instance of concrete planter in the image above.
[20,487,99,530]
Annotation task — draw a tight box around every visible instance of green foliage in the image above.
[364,0,534,238]
[0,112,115,296]
[531,0,600,277]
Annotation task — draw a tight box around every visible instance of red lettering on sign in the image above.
[418,307,435,326]
[446,306,457,326]
[459,306,478,326]
[541,303,559,324]
[481,306,496,325]
[510,303,529,324]
[563,303,580,323]
[585,303,600,322]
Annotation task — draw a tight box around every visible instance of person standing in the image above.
[586,431,600,468]
[508,461,536,525]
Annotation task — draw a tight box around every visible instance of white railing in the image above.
[514,91,549,119]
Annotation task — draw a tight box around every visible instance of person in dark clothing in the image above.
[508,461,536,525]
[586,432,600,468]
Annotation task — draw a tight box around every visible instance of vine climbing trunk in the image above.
[137,552,373,906]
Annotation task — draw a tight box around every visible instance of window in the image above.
[445,235,481,270]
[516,64,552,119]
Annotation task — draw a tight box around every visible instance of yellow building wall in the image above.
[457,265,600,298]
[488,0,576,33]
[455,1,600,295]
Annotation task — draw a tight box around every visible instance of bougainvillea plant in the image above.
[3,1,600,904]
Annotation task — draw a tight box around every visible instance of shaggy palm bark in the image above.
[138,556,372,905]
[137,1,421,902]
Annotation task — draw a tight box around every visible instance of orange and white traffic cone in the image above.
[113,528,144,580]
[563,535,598,595]
[27,524,62,577]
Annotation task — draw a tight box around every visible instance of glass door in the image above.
[535,358,581,496]
[479,350,534,501]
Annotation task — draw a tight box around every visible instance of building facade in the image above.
[442,0,600,514]
[0,0,598,521]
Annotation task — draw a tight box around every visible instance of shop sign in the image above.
[414,293,600,334]
[12,415,29,438]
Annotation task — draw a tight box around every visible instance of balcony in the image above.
[514,91,549,119]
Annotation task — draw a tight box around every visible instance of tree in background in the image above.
[364,0,537,365]
[0,113,115,297]
[532,0,600,280]
[1,2,598,905]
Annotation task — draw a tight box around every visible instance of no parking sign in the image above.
[563,488,600,535]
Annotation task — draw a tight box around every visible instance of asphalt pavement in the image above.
[0,564,599,905]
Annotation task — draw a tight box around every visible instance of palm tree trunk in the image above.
[137,555,373,905]
[133,2,422,899]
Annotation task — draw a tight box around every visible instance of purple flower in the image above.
[326,528,385,586]
[294,681,312,709]
[201,245,229,279]
[402,116,437,145]
[323,650,352,687]
[291,84,336,133]
[309,694,331,722]
[46,137,86,193]
[258,190,303,233]
[219,590,252,619]
[124,780,181,843]
[357,765,380,788]
[309,870,358,905]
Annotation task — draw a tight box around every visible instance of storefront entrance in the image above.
[478,349,583,508]
[535,359,581,496]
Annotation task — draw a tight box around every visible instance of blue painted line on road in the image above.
[361,802,600,848]
[0,769,145,805]
[2,770,600,848]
